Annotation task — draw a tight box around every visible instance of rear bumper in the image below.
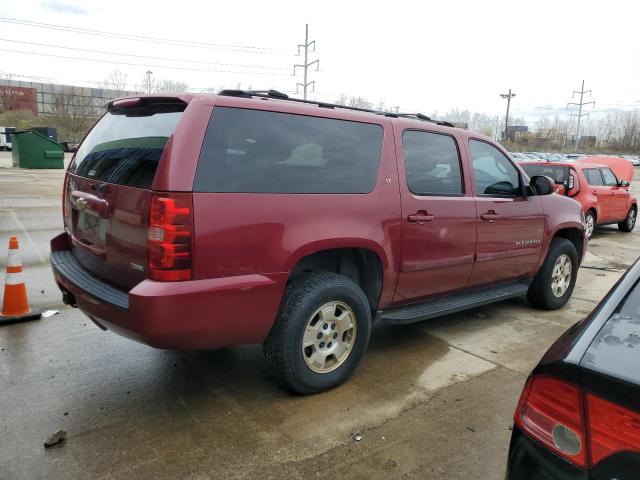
[50,233,287,350]
[506,426,588,480]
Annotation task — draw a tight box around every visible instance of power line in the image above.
[293,24,319,100]
[0,48,292,76]
[567,80,595,151]
[500,88,516,141]
[0,16,291,54]
[0,38,290,71]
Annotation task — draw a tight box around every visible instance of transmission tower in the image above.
[567,80,595,151]
[294,24,319,100]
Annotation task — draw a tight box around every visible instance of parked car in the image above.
[0,126,15,151]
[51,91,586,393]
[520,161,636,239]
[507,258,640,479]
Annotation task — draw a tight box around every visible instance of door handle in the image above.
[610,191,616,195]
[407,211,434,224]
[481,211,501,223]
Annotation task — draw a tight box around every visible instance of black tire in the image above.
[585,210,596,240]
[527,238,578,310]
[264,272,372,394]
[618,206,637,233]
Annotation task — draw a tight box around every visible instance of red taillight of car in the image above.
[148,193,193,281]
[587,393,640,465]
[62,174,71,231]
[515,375,587,468]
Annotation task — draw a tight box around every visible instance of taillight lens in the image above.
[515,375,587,468]
[62,174,71,232]
[148,193,193,281]
[587,393,640,465]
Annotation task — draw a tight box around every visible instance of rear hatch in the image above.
[65,97,186,290]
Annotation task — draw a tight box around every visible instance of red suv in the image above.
[51,91,586,393]
[520,161,636,239]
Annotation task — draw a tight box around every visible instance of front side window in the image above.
[520,164,569,184]
[402,130,463,195]
[584,169,604,186]
[469,139,521,196]
[601,168,618,186]
[194,108,383,193]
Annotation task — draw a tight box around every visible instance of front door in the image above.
[393,127,477,304]
[583,168,613,222]
[601,167,631,220]
[467,139,545,288]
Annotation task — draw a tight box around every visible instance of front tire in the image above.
[618,206,637,233]
[527,238,578,310]
[264,272,372,394]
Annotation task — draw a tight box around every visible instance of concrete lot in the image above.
[1,151,639,479]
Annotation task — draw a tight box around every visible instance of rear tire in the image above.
[618,206,637,233]
[585,210,596,239]
[264,272,372,394]
[527,238,578,310]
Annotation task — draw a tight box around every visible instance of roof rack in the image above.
[217,89,456,127]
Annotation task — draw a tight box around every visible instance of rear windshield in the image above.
[520,164,569,184]
[194,107,383,193]
[70,102,184,188]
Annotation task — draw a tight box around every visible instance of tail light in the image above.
[62,174,71,232]
[587,393,640,465]
[148,193,193,281]
[514,375,587,468]
[515,374,640,470]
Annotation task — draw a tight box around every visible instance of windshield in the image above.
[70,103,184,188]
[521,164,569,184]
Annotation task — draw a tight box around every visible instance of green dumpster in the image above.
[11,130,64,169]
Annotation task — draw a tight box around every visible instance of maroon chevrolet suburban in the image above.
[51,90,587,393]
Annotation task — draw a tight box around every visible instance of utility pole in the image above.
[567,80,595,151]
[145,70,153,94]
[500,89,516,142]
[294,24,319,100]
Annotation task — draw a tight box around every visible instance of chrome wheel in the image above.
[585,213,595,239]
[551,254,572,298]
[627,209,636,229]
[302,301,357,374]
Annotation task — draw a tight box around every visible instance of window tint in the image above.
[584,168,604,186]
[601,168,618,186]
[194,108,383,193]
[469,139,521,196]
[71,103,184,188]
[402,130,463,195]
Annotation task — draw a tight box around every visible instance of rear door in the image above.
[65,98,186,290]
[393,127,476,303]
[467,139,545,288]
[583,168,612,221]
[601,167,630,220]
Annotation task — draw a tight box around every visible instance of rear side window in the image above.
[402,130,463,195]
[584,168,604,186]
[194,107,383,193]
[71,102,185,188]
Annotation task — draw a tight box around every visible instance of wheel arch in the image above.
[286,242,389,310]
[551,227,585,265]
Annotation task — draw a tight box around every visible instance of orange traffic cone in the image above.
[0,237,41,325]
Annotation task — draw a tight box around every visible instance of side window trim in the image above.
[468,137,524,198]
[401,128,465,197]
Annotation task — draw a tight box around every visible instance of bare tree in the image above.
[48,94,98,142]
[153,79,189,94]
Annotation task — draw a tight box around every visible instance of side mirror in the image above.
[530,175,555,196]
[618,180,630,188]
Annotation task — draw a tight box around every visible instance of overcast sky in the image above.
[1,0,639,122]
